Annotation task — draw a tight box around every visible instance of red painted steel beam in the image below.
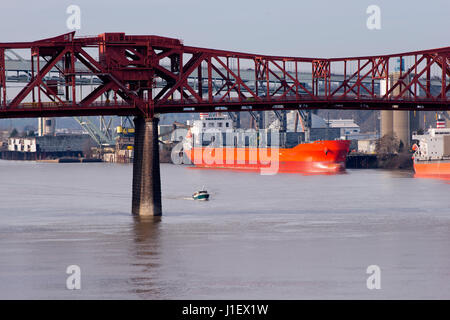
[0,32,449,120]
[0,48,5,106]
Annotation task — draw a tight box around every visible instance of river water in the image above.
[0,160,450,299]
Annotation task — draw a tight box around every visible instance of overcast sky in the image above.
[0,0,449,58]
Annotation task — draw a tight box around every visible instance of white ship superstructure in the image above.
[412,115,450,178]
[413,124,450,161]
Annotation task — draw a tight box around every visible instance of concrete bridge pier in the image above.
[132,116,162,216]
[393,110,410,148]
[381,110,393,137]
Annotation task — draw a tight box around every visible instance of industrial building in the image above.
[326,119,360,138]
[0,117,94,160]
[3,134,93,160]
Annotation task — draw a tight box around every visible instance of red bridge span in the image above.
[0,32,449,119]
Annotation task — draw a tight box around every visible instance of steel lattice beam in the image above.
[0,32,449,119]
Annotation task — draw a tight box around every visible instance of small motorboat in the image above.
[192,188,210,201]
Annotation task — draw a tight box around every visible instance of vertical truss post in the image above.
[441,54,447,101]
[237,57,241,99]
[207,57,212,102]
[414,55,418,100]
[36,48,41,109]
[71,48,76,104]
[197,64,202,98]
[0,49,5,106]
[295,61,299,98]
[426,55,431,98]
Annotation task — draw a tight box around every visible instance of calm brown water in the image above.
[1,160,450,299]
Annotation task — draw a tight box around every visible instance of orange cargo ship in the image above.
[184,112,350,174]
[184,140,350,174]
[412,116,450,179]
[414,161,450,178]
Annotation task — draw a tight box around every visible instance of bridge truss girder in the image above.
[0,32,448,119]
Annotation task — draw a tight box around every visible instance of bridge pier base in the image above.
[132,116,162,216]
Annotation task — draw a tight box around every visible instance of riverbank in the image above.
[36,157,103,163]
[346,153,413,170]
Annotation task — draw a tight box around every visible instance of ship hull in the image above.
[414,160,450,179]
[185,140,350,174]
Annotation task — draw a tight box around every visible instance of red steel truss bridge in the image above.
[0,31,449,119]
